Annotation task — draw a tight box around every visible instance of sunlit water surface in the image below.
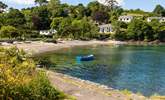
[36,45,165,96]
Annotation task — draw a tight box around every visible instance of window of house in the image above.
[109,27,111,32]
[107,27,110,32]
[100,28,102,33]
[102,28,104,33]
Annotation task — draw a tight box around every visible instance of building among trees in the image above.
[118,15,134,23]
[40,29,57,36]
[98,24,113,33]
[147,17,165,22]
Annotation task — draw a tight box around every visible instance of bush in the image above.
[0,26,19,39]
[113,30,127,41]
[4,71,66,100]
[0,47,67,100]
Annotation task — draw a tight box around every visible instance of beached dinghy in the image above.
[76,55,94,61]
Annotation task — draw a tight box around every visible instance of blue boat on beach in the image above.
[76,54,94,61]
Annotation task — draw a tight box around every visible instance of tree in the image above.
[112,21,127,40]
[141,22,154,41]
[56,3,69,17]
[162,10,165,17]
[109,7,124,22]
[0,1,7,13]
[47,0,61,17]
[127,19,154,41]
[148,19,161,39]
[5,8,26,27]
[0,14,5,28]
[32,6,51,30]
[0,26,19,38]
[71,18,98,39]
[52,17,98,39]
[149,20,165,41]
[158,23,165,41]
[58,18,72,37]
[50,17,63,30]
[92,11,109,24]
[87,1,103,16]
[105,0,118,10]
[153,5,165,16]
[35,0,48,6]
[74,4,86,19]
[21,9,33,30]
[104,0,122,22]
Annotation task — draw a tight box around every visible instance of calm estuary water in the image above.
[37,45,165,96]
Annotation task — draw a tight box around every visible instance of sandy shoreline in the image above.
[1,40,126,55]
[1,40,164,55]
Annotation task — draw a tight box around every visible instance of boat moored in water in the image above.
[76,55,94,61]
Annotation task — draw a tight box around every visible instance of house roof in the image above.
[148,17,165,19]
[98,24,112,28]
[147,17,161,19]
[119,15,133,19]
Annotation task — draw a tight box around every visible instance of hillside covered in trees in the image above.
[0,0,165,41]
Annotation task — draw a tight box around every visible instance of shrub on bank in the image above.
[0,47,68,100]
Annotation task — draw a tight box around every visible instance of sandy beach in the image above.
[1,40,126,55]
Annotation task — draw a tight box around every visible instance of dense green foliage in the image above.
[5,8,26,28]
[92,11,109,24]
[111,21,127,40]
[32,5,51,30]
[0,1,164,41]
[153,5,165,17]
[51,17,98,40]
[0,47,67,100]
[112,18,165,42]
[127,19,154,41]
[0,26,18,38]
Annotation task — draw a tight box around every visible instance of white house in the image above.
[147,17,165,22]
[118,15,134,23]
[0,8,9,13]
[160,17,165,22]
[40,29,57,36]
[98,24,113,33]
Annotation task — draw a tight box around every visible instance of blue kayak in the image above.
[76,55,94,61]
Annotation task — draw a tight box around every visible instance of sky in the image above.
[1,0,165,12]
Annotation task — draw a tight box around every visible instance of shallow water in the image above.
[36,45,165,96]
